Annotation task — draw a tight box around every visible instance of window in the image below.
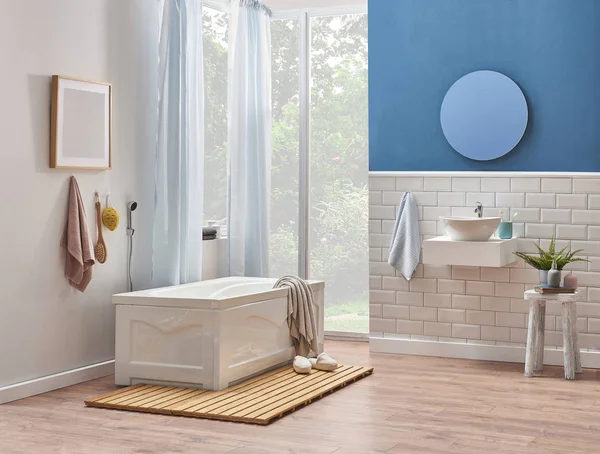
[309,14,369,333]
[202,3,369,333]
[270,8,369,334]
[203,7,229,225]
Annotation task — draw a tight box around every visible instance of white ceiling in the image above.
[267,0,366,10]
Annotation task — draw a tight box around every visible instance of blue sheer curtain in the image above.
[152,0,204,287]
[228,0,273,277]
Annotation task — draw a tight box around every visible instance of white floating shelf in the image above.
[423,236,518,268]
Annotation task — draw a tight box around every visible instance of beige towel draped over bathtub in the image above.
[274,276,318,357]
[61,176,95,292]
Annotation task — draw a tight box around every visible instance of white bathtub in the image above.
[113,277,325,390]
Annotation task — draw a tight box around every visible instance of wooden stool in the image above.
[524,289,582,380]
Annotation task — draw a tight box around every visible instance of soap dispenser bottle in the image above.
[548,261,561,288]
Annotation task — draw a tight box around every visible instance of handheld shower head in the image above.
[126,201,138,293]
[127,201,138,231]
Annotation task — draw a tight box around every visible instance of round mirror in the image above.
[440,70,528,161]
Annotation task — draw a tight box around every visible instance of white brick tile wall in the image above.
[370,248,382,262]
[409,278,437,293]
[512,208,540,223]
[525,223,556,238]
[452,324,481,339]
[395,291,424,306]
[370,304,382,318]
[438,308,466,323]
[423,265,452,279]
[370,205,396,220]
[510,298,529,313]
[382,276,409,291]
[556,224,587,240]
[419,220,438,235]
[396,177,424,191]
[589,195,600,209]
[557,194,587,209]
[452,294,481,310]
[481,296,510,312]
[383,304,409,319]
[424,177,452,192]
[466,310,495,326]
[509,268,539,284]
[466,192,495,208]
[496,312,526,328]
[381,220,396,234]
[510,328,528,343]
[411,192,438,206]
[424,322,452,337]
[370,290,395,304]
[571,241,600,257]
[422,206,452,220]
[396,320,423,334]
[438,192,466,206]
[526,193,556,208]
[511,178,540,193]
[370,176,395,191]
[370,318,396,333]
[452,266,481,281]
[497,192,525,208]
[369,220,382,234]
[382,192,404,206]
[541,209,572,224]
[573,179,600,194]
[480,268,510,282]
[438,279,466,294]
[466,281,495,296]
[452,178,480,192]
[572,210,600,225]
[481,326,511,342]
[370,262,395,277]
[424,293,452,308]
[369,276,381,290]
[481,178,510,192]
[495,282,525,298]
[589,226,600,241]
[369,174,600,349]
[542,178,571,193]
[409,306,438,321]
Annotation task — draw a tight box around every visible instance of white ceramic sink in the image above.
[440,216,501,241]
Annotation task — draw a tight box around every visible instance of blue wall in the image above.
[369,0,600,172]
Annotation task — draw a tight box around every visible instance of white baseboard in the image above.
[325,331,370,342]
[369,337,600,369]
[0,360,115,404]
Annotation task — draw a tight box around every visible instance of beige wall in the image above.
[0,0,157,392]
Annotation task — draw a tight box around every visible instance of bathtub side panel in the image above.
[217,297,295,389]
[115,305,216,388]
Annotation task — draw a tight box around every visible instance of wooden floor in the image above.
[3,341,600,454]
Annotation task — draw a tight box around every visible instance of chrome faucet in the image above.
[474,202,483,218]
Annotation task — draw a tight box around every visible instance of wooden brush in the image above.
[94,194,107,264]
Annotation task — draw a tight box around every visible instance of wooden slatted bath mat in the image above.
[85,364,373,425]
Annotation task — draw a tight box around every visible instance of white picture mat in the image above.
[55,78,110,168]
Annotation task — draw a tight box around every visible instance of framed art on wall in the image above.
[50,75,112,170]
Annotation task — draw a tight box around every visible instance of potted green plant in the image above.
[514,237,588,285]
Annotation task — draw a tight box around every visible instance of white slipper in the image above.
[308,353,338,371]
[293,356,312,374]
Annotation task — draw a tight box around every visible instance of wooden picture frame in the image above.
[50,75,112,170]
